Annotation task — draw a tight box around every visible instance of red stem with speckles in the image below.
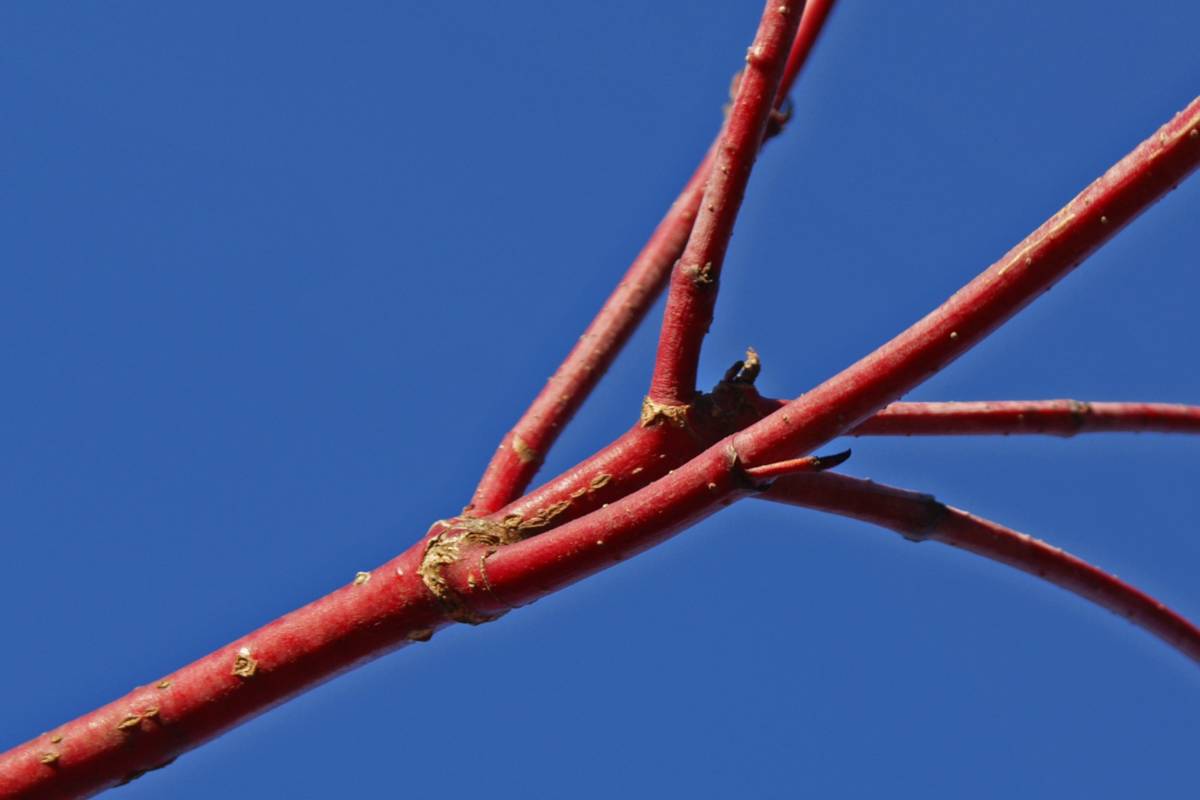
[647,2,801,407]
[470,0,838,514]
[730,93,1200,469]
[430,92,1200,618]
[759,471,1200,664]
[3,5,1199,798]
[851,400,1200,436]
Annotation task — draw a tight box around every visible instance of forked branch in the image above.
[455,94,1200,614]
[1,6,1196,797]
[467,149,714,514]
[470,0,840,513]
[647,3,803,407]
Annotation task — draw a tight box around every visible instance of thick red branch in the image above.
[450,442,750,614]
[0,393,757,797]
[731,95,1200,469]
[8,10,1198,797]
[851,400,1200,437]
[647,1,803,407]
[488,383,767,539]
[760,472,1200,664]
[0,546,446,798]
[0,10,836,791]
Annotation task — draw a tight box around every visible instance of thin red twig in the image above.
[647,1,803,407]
[743,448,851,480]
[0,8,822,795]
[731,94,1200,469]
[850,400,1200,437]
[467,148,713,514]
[759,471,1200,664]
[779,1,837,102]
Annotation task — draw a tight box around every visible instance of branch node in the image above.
[1068,399,1093,435]
[511,435,540,465]
[766,97,793,139]
[900,493,949,543]
[418,518,522,624]
[641,396,691,428]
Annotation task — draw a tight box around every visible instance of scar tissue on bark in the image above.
[232,647,258,678]
[512,435,539,464]
[518,500,572,531]
[419,518,522,623]
[156,680,172,690]
[641,396,690,428]
[353,571,371,586]
[116,714,142,732]
[407,627,434,642]
[570,473,614,499]
[685,261,716,286]
[39,752,59,765]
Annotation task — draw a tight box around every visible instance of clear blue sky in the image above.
[2,3,1198,797]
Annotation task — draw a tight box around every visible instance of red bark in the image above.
[851,400,1200,437]
[469,0,840,514]
[441,93,1200,625]
[467,149,713,514]
[761,472,1200,664]
[0,547,447,798]
[1,4,1197,798]
[647,2,802,406]
[730,93,1200,469]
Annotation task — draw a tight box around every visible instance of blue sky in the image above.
[2,3,1198,797]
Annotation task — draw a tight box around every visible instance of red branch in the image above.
[647,2,803,407]
[5,8,1199,798]
[850,400,1200,437]
[779,0,838,106]
[0,360,786,796]
[0,546,448,798]
[469,0,839,513]
[437,95,1200,620]
[760,472,1200,664]
[731,94,1200,469]
[467,148,713,514]
[0,7,821,795]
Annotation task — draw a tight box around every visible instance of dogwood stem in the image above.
[851,400,1200,437]
[760,471,1200,664]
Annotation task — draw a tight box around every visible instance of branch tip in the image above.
[744,448,851,482]
[813,448,852,471]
